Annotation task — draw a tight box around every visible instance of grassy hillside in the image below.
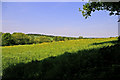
[1,38,120,79]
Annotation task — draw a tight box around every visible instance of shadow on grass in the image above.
[91,40,118,45]
[2,44,120,80]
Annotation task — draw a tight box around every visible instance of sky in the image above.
[2,2,118,37]
[1,0,89,2]
[2,0,119,2]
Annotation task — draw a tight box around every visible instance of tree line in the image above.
[0,32,84,46]
[1,32,118,46]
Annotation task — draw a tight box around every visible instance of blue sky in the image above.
[2,2,118,37]
[2,0,89,2]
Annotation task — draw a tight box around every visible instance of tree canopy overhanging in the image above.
[80,2,120,19]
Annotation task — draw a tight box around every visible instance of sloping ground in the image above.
[1,38,119,79]
[2,43,120,80]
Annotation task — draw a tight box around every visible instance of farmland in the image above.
[1,37,120,79]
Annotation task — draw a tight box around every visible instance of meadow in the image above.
[1,37,120,79]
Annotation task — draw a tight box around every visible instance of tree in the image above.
[80,1,120,19]
[53,36,64,41]
[28,35,35,44]
[34,36,52,43]
[38,36,52,43]
[0,32,2,46]
[2,33,14,46]
[79,36,83,39]
[80,1,120,41]
[12,33,30,45]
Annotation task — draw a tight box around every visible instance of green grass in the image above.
[1,38,117,71]
[1,38,120,79]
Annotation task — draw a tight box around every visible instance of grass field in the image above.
[1,38,117,70]
[1,38,119,79]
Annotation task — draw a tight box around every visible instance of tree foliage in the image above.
[53,36,64,41]
[2,33,14,46]
[1,32,80,46]
[0,32,2,46]
[80,2,120,19]
[80,1,120,41]
[12,33,30,45]
[79,36,83,39]
[34,36,52,43]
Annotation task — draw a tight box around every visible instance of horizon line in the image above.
[1,31,118,38]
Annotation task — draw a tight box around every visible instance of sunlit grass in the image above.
[1,38,117,71]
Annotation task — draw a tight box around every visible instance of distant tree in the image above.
[58,36,64,41]
[2,33,14,46]
[63,38,69,41]
[28,35,35,44]
[34,37,40,43]
[34,36,52,43]
[53,36,64,41]
[68,37,73,40]
[12,33,30,45]
[53,36,58,41]
[0,32,2,46]
[47,37,54,42]
[39,36,52,43]
[79,36,83,39]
